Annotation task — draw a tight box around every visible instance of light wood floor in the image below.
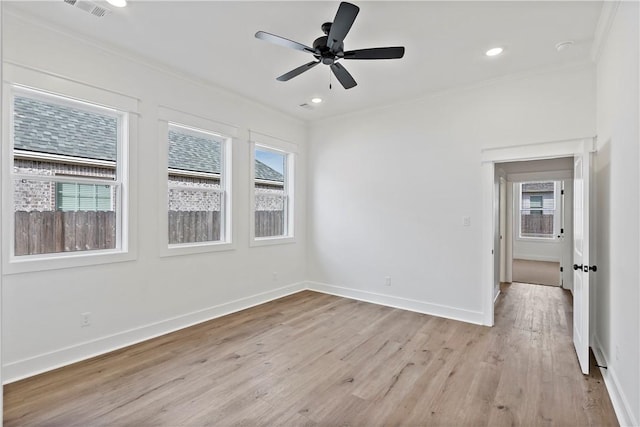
[4,283,618,426]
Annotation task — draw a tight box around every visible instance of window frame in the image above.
[516,180,561,241]
[2,68,137,274]
[158,107,236,257]
[249,133,296,247]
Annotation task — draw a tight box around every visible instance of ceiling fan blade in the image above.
[327,2,359,53]
[330,63,357,89]
[277,61,321,81]
[255,31,316,54]
[343,46,405,60]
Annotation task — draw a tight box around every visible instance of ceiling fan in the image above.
[255,1,405,90]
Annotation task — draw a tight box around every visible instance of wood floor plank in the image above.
[4,286,619,426]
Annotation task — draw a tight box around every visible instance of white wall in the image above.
[308,64,595,324]
[1,12,307,382]
[593,2,640,425]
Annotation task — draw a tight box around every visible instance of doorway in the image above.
[497,158,574,289]
[481,137,595,375]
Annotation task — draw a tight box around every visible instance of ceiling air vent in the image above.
[64,0,111,18]
[299,103,314,111]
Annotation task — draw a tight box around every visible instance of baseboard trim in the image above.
[513,255,561,263]
[306,281,485,325]
[3,282,306,384]
[592,334,638,426]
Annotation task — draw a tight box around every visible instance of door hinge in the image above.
[561,228,564,234]
[561,189,565,195]
[560,266,563,272]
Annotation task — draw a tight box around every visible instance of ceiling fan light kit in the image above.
[255,1,405,90]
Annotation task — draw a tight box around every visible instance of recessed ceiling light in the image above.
[485,47,504,57]
[311,98,323,104]
[106,0,127,7]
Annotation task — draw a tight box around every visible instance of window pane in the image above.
[14,95,117,162]
[56,183,113,212]
[14,179,117,255]
[168,125,224,245]
[520,181,556,238]
[12,91,121,258]
[168,187,221,244]
[254,148,286,238]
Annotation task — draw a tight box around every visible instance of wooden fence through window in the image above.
[14,210,287,255]
[521,214,554,236]
[14,210,116,256]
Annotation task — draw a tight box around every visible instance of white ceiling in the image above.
[4,1,602,121]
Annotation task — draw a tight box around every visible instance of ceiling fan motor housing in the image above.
[255,1,405,90]
[313,35,342,65]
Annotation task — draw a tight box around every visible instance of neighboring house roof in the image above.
[13,95,284,182]
[168,129,220,175]
[255,159,284,182]
[14,96,117,162]
[522,182,554,192]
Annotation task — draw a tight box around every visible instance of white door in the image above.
[573,151,591,374]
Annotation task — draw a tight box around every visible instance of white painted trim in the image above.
[306,281,485,326]
[0,1,5,419]
[512,254,561,263]
[591,1,622,62]
[482,137,595,163]
[482,162,496,326]
[158,106,239,138]
[507,170,573,182]
[2,282,306,384]
[4,63,139,113]
[593,334,637,427]
[494,290,501,304]
[249,131,298,154]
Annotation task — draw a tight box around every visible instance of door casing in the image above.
[481,137,595,327]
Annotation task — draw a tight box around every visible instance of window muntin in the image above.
[519,181,557,239]
[253,145,292,240]
[167,123,228,246]
[11,88,125,257]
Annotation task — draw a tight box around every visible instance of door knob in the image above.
[573,264,583,271]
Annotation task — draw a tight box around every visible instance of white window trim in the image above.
[158,107,237,257]
[249,132,296,247]
[515,180,561,242]
[2,70,137,274]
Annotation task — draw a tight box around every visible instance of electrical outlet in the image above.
[272,272,278,281]
[385,276,391,286]
[81,312,91,327]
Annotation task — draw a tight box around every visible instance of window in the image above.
[10,87,126,258]
[519,181,558,239]
[166,123,230,246]
[56,183,112,211]
[250,138,295,245]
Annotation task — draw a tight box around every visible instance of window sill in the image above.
[4,248,136,275]
[160,241,235,257]
[250,236,296,247]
